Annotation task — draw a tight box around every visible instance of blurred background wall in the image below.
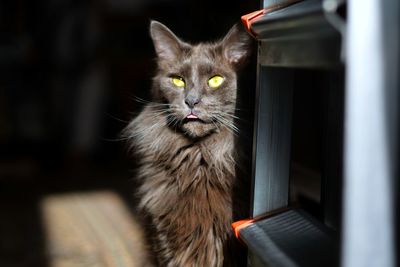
[0,0,258,266]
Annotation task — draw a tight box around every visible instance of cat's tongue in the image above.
[187,114,198,119]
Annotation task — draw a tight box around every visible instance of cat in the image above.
[124,20,251,267]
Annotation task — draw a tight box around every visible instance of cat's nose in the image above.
[185,96,200,109]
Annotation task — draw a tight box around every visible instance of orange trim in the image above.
[241,0,303,38]
[232,219,254,239]
[232,207,294,241]
[241,9,265,37]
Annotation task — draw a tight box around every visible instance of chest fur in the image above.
[138,134,236,213]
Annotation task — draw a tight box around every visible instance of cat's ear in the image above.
[150,20,190,61]
[221,24,252,67]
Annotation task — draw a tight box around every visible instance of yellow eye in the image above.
[208,75,224,88]
[171,76,185,88]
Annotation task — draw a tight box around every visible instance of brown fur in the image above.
[124,21,251,267]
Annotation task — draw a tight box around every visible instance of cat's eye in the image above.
[171,76,185,88]
[208,75,224,89]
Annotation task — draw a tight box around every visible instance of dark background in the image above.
[0,0,258,266]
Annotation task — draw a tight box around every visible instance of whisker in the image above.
[213,115,239,136]
[126,120,166,139]
[132,96,152,104]
[104,112,129,123]
[100,136,131,142]
[221,117,239,133]
[218,112,241,120]
[211,119,221,132]
[132,95,171,107]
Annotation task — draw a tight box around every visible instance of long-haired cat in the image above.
[124,20,251,267]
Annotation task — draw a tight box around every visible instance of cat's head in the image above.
[150,20,251,139]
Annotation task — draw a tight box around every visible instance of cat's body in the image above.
[128,107,236,266]
[124,21,251,267]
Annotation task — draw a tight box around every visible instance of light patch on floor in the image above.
[41,191,151,267]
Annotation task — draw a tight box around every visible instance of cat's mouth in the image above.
[186,114,198,119]
[186,110,201,120]
[179,111,216,138]
[182,111,216,125]
[184,112,202,122]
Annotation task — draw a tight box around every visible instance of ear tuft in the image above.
[221,24,252,67]
[149,20,190,61]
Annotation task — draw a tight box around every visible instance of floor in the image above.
[42,191,149,267]
[0,165,151,267]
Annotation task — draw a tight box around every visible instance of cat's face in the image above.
[150,21,251,138]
